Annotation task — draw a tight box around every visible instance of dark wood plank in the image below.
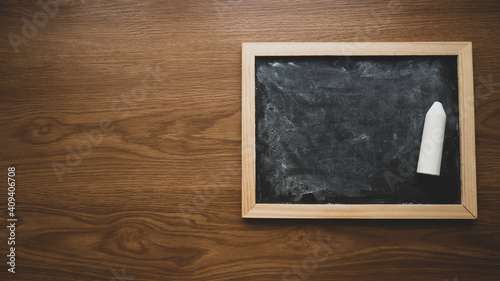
[0,0,499,280]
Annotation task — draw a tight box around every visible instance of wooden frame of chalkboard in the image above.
[242,42,477,219]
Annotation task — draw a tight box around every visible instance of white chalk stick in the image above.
[417,101,447,176]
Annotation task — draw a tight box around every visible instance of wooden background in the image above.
[0,0,499,280]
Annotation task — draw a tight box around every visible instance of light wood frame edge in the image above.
[457,42,477,218]
[242,42,477,219]
[242,43,256,216]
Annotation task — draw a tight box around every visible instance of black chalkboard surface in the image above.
[255,56,460,204]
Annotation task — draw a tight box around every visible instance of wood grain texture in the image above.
[0,0,499,280]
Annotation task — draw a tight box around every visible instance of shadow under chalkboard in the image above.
[255,56,460,204]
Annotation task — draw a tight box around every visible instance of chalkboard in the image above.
[254,55,461,205]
